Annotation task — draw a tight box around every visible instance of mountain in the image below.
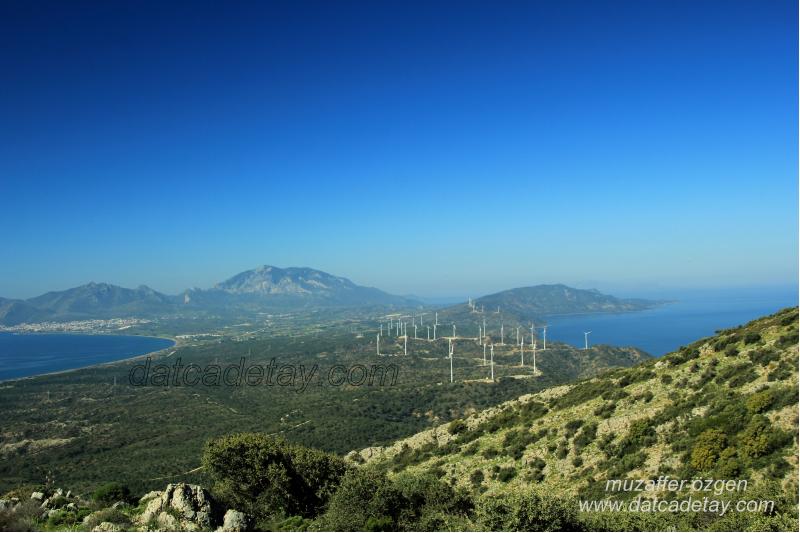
[0,297,46,325]
[0,266,418,325]
[437,284,659,327]
[26,282,174,318]
[362,307,799,531]
[193,265,416,308]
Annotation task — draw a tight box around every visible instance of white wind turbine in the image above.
[490,344,495,381]
[584,331,592,350]
[376,334,381,356]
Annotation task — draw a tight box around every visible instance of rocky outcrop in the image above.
[138,483,216,531]
[218,509,248,532]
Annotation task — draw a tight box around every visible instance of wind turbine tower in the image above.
[449,341,454,383]
[519,336,524,367]
[433,323,437,340]
[483,342,487,365]
[376,334,380,356]
[490,344,495,381]
[414,324,418,339]
[500,323,504,345]
[427,326,431,340]
[532,338,537,373]
[453,324,456,338]
[584,331,592,350]
[542,325,548,350]
[404,334,407,356]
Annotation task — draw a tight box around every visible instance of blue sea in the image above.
[0,333,175,381]
[544,287,797,356]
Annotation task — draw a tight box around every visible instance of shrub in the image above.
[746,390,775,414]
[689,429,727,471]
[447,419,467,435]
[470,469,484,486]
[92,482,131,505]
[660,374,673,385]
[202,433,349,520]
[476,487,580,531]
[738,416,778,459]
[496,467,517,482]
[743,332,762,345]
[318,468,402,531]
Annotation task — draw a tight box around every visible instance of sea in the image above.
[543,287,797,356]
[0,333,174,381]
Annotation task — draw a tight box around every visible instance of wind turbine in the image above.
[516,326,520,345]
[500,323,504,345]
[453,324,456,338]
[435,312,439,326]
[433,323,437,340]
[427,326,431,340]
[490,344,495,381]
[414,324,418,339]
[483,342,487,365]
[404,334,407,356]
[532,338,537,374]
[449,341,454,383]
[542,325,548,350]
[380,324,383,336]
[519,336,524,367]
[376,334,381,356]
[584,331,592,350]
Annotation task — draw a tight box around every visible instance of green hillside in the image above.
[365,307,799,531]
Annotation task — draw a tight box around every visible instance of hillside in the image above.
[437,284,659,329]
[363,307,799,530]
[0,329,646,496]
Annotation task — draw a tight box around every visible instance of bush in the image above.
[660,374,673,385]
[689,429,727,471]
[448,419,467,435]
[739,416,777,459]
[476,487,580,531]
[202,433,349,520]
[744,332,762,345]
[92,482,131,505]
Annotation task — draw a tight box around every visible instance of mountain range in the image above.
[0,266,658,326]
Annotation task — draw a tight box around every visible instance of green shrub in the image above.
[660,374,673,385]
[202,432,349,520]
[447,419,467,435]
[92,482,131,505]
[744,332,762,345]
[689,429,727,471]
[476,487,580,531]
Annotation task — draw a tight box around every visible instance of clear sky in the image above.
[1,0,797,299]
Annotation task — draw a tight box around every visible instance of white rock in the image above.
[218,509,248,532]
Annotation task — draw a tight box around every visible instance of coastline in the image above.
[0,333,178,384]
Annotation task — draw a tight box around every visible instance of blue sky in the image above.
[0,0,797,299]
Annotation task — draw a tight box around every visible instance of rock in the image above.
[31,491,44,501]
[138,483,215,531]
[46,509,60,518]
[40,497,51,509]
[92,522,123,532]
[0,500,9,511]
[65,490,72,499]
[111,501,126,509]
[218,510,248,532]
[66,502,78,511]
[140,490,162,503]
[54,488,64,497]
